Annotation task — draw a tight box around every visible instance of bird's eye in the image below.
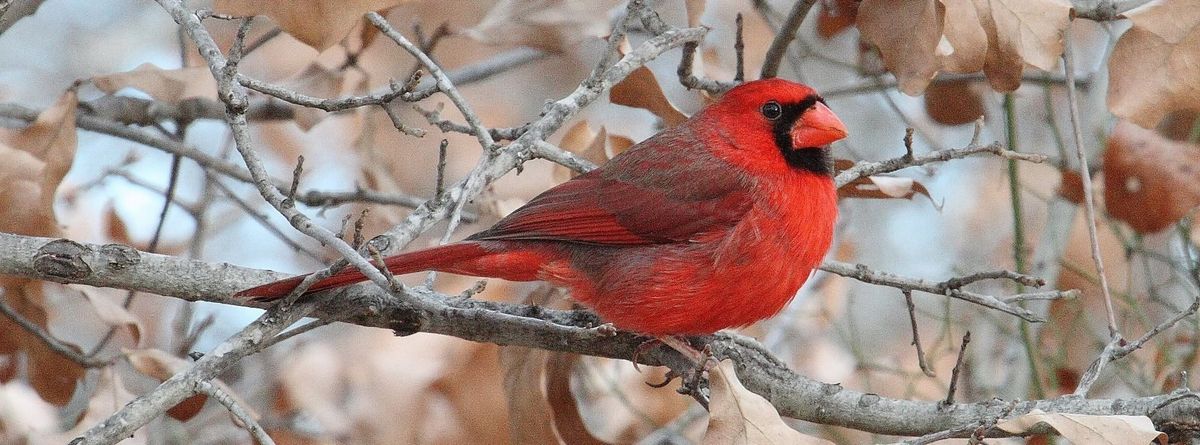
[761,101,782,120]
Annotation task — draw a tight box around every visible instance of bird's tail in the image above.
[236,242,498,301]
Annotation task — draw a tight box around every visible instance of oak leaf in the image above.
[857,0,945,95]
[703,360,834,444]
[463,0,617,52]
[214,0,408,51]
[91,63,216,104]
[996,409,1166,444]
[610,66,689,127]
[1107,1,1200,128]
[0,88,84,406]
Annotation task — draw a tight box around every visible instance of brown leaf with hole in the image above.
[924,79,984,125]
[938,0,987,73]
[997,409,1166,444]
[857,0,944,95]
[610,66,689,127]
[92,63,216,104]
[0,88,84,406]
[1108,1,1200,129]
[703,360,835,444]
[817,0,858,39]
[214,0,409,51]
[79,289,142,347]
[1103,121,1200,234]
[124,348,211,421]
[464,0,617,52]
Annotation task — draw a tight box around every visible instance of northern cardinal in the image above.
[238,78,847,336]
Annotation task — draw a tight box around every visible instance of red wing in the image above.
[468,134,753,246]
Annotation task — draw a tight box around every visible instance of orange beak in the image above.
[791,102,848,148]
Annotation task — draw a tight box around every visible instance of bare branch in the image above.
[195,381,275,445]
[819,260,1076,322]
[835,140,1047,189]
[1,232,1196,441]
[1062,18,1119,338]
[760,0,816,78]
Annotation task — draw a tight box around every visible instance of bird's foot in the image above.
[631,337,663,373]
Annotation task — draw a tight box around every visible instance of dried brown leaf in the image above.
[0,88,84,406]
[608,134,634,157]
[684,0,706,27]
[703,360,834,444]
[610,66,689,127]
[545,353,608,445]
[1103,121,1200,233]
[817,0,859,40]
[986,0,1070,71]
[938,0,987,73]
[124,348,210,421]
[996,409,1166,444]
[838,173,934,202]
[91,63,216,104]
[104,204,133,246]
[857,0,944,95]
[974,0,1070,91]
[214,0,408,51]
[1108,1,1200,128]
[464,0,616,52]
[0,87,78,226]
[924,79,984,125]
[500,346,559,444]
[1058,169,1085,205]
[553,122,615,183]
[79,289,142,347]
[33,368,146,443]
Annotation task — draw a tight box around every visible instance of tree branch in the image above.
[5,232,1193,440]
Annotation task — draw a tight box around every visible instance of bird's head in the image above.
[699,78,848,176]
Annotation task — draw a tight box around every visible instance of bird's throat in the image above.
[782,146,833,176]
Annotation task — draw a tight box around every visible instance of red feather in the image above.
[237,78,846,335]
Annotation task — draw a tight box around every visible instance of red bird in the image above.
[238,78,847,336]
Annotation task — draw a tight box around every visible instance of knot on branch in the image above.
[34,239,92,280]
[99,244,140,270]
[1151,393,1200,443]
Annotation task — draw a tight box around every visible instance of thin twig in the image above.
[367,12,496,151]
[0,292,113,368]
[1062,19,1118,337]
[760,0,816,78]
[904,290,936,377]
[943,331,971,406]
[834,139,1046,189]
[734,13,745,82]
[819,261,1073,322]
[435,138,448,198]
[195,381,275,445]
